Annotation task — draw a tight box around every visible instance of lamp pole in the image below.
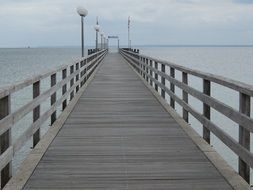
[94,17,100,52]
[77,6,88,57]
[100,33,104,49]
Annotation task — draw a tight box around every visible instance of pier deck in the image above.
[23,53,232,189]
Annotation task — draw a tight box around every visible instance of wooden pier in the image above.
[0,50,251,189]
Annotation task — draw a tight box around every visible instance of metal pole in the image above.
[81,16,84,57]
[101,35,103,50]
[128,17,130,49]
[96,31,98,51]
[118,39,119,49]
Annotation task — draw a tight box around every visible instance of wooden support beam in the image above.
[203,79,211,144]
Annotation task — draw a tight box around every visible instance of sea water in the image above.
[0,46,253,184]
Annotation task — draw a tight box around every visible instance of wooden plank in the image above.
[239,93,250,183]
[24,53,233,190]
[50,74,57,125]
[121,49,253,96]
[33,81,40,147]
[123,53,253,169]
[122,52,253,134]
[203,79,211,144]
[0,95,12,189]
[182,72,188,122]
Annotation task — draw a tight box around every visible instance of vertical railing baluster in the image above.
[76,62,80,92]
[182,72,188,122]
[143,58,146,79]
[33,81,40,147]
[140,57,143,76]
[70,65,74,100]
[146,59,149,82]
[170,67,175,108]
[203,79,211,144]
[161,64,166,99]
[83,59,87,84]
[239,92,250,183]
[0,95,12,189]
[62,69,67,111]
[51,73,56,125]
[154,62,158,92]
[149,60,153,86]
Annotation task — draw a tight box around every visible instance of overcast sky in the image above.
[0,0,253,47]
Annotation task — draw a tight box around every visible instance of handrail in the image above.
[122,49,253,96]
[0,50,106,99]
[120,48,252,184]
[0,49,107,189]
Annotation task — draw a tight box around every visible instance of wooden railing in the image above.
[0,49,107,189]
[120,48,253,184]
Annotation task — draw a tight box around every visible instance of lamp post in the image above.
[100,32,104,49]
[103,36,106,49]
[94,17,100,52]
[76,6,88,57]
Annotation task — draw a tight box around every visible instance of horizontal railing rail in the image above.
[120,48,253,184]
[0,49,107,189]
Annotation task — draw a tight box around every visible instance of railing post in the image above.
[182,72,188,122]
[170,67,175,108]
[0,95,12,189]
[239,92,250,183]
[146,59,149,82]
[33,81,40,147]
[140,57,143,76]
[149,60,153,86]
[51,73,56,125]
[154,62,158,92]
[62,69,67,111]
[70,65,74,100]
[143,58,146,79]
[76,62,80,92]
[83,59,87,84]
[161,64,166,99]
[203,79,211,144]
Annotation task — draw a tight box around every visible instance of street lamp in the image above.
[100,32,104,50]
[94,17,100,52]
[77,6,88,57]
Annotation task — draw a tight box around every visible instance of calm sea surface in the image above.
[0,47,253,184]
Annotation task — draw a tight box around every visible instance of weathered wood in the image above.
[24,53,233,190]
[0,95,11,189]
[62,69,67,111]
[161,64,166,99]
[0,65,67,99]
[0,70,78,136]
[33,81,40,147]
[203,79,211,144]
[182,72,188,122]
[170,67,175,108]
[154,62,158,92]
[50,74,57,125]
[70,65,74,101]
[76,63,80,93]
[121,49,253,96]
[146,58,149,82]
[122,52,253,134]
[239,93,250,183]
[122,52,253,170]
[149,60,153,86]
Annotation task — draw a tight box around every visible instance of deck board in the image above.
[24,53,232,190]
